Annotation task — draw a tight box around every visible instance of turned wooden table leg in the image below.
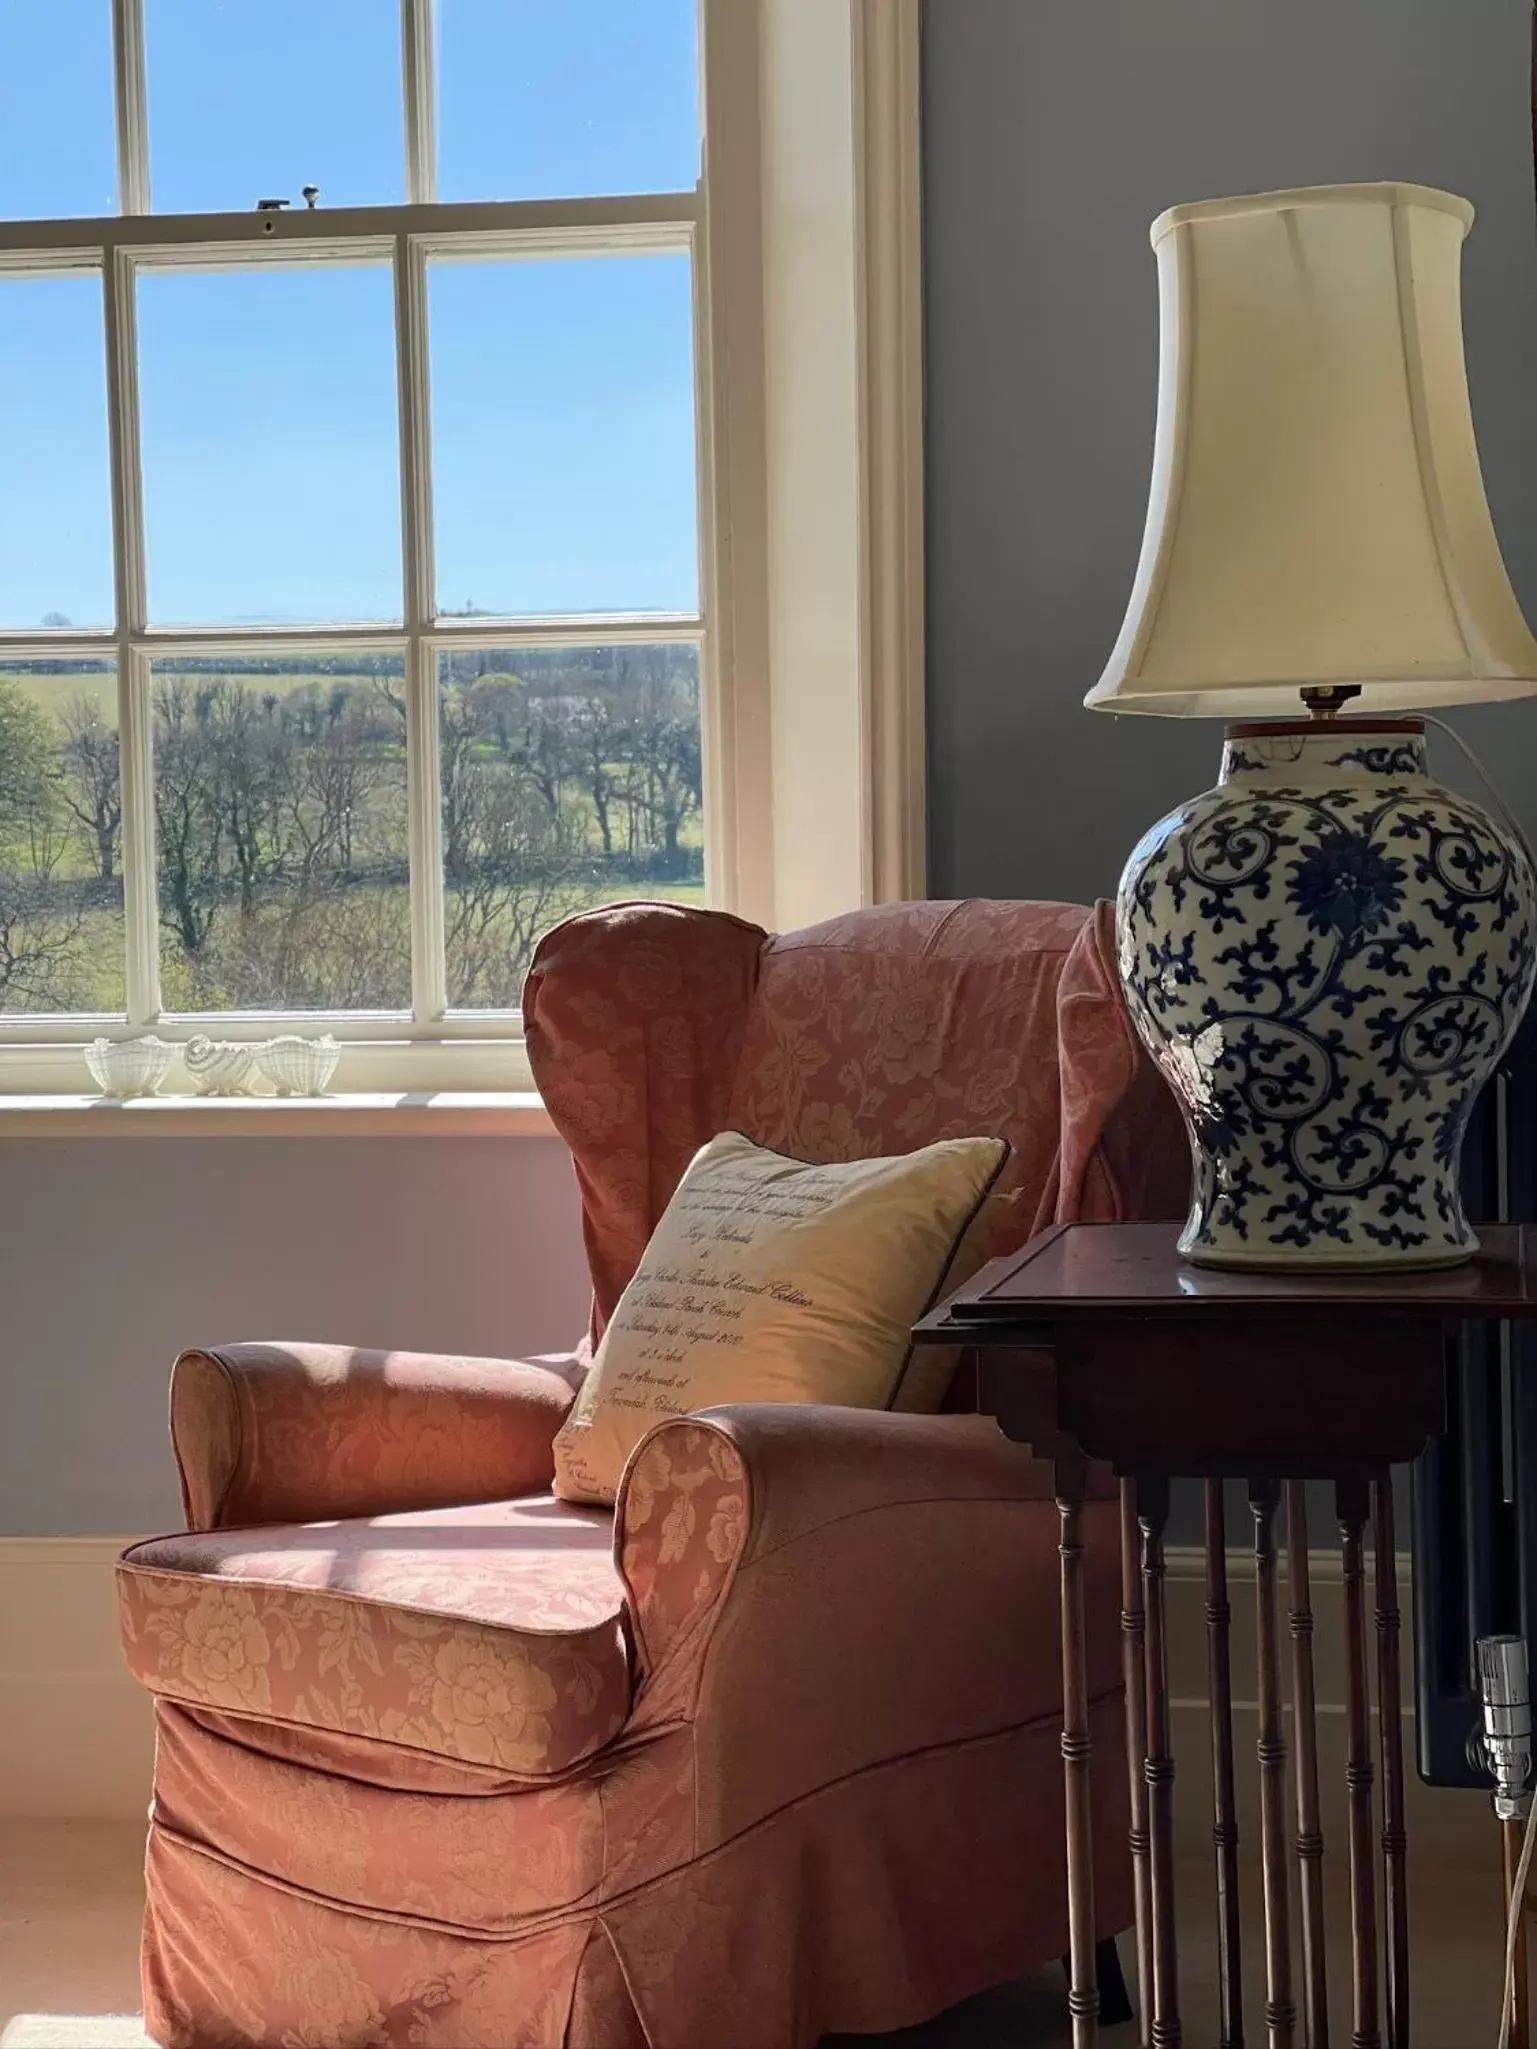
[1285,1480,1328,2048]
[1371,1480,1408,2049]
[1123,1480,1154,2048]
[1205,1480,1244,2048]
[1251,1481,1295,2049]
[1060,1454,1099,2048]
[1140,1476,1181,2048]
[1338,1478,1381,2049]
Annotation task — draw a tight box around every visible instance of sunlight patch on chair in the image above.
[1,2019,152,2046]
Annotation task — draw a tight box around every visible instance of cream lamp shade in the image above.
[1087,181,1537,717]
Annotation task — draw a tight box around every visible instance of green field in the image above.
[0,648,704,1015]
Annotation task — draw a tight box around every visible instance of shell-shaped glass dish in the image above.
[257,1033,341,1096]
[183,1035,260,1096]
[84,1035,175,1099]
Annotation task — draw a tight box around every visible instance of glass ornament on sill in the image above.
[256,1033,340,1096]
[84,1035,175,1099]
[182,1035,260,1095]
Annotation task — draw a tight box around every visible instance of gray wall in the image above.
[922,0,1537,905]
[920,0,1537,1540]
[0,1137,591,1534]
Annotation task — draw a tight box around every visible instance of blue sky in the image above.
[0,1,700,628]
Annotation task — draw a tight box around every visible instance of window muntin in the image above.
[0,1,707,1075]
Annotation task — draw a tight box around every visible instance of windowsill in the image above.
[0,1091,557,1139]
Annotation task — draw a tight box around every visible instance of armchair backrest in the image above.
[524,898,1186,1340]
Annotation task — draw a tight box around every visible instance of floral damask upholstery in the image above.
[525,898,1184,1339]
[167,1342,580,1530]
[118,1492,630,1775]
[119,898,1186,2049]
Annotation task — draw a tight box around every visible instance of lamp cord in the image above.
[1499,1798,1537,2048]
[1421,714,1537,878]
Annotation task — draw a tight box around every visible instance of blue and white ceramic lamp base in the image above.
[1117,720,1537,1270]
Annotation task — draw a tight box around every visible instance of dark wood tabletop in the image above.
[913,1218,1537,1341]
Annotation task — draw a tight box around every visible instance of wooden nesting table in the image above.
[912,1220,1537,2049]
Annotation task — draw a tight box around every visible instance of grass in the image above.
[0,661,707,1017]
[3,878,708,1019]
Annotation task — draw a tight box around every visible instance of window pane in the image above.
[137,263,402,626]
[0,274,114,629]
[145,0,404,213]
[0,2,116,220]
[154,655,410,1012]
[437,0,698,203]
[429,254,697,618]
[0,660,124,1015]
[439,642,703,1008]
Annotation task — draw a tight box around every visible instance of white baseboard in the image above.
[0,1537,153,1821]
[0,1534,1503,1868]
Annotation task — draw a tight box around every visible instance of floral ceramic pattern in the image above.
[1120,727,1537,1265]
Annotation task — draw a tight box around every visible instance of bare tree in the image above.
[153,680,224,961]
[568,692,625,857]
[513,694,571,818]
[0,681,62,865]
[213,883,410,1010]
[59,699,122,883]
[0,872,85,1010]
[441,737,584,1007]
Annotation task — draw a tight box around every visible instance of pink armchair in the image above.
[117,898,1186,2049]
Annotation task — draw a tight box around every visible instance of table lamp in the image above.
[1091,182,1537,1269]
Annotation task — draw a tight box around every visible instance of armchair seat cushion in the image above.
[118,1494,632,1778]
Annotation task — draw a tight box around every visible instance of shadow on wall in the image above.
[0,1135,591,1535]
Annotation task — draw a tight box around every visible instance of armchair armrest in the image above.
[171,1342,580,1530]
[615,1405,1122,1846]
[615,1404,1059,1706]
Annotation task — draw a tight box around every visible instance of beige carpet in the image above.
[0,1824,150,2048]
[0,1818,1516,2046]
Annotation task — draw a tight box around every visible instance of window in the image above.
[0,0,709,1091]
[0,1,928,1102]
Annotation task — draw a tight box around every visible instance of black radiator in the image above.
[1413,1007,1537,1786]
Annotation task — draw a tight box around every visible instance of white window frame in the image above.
[705,0,926,931]
[0,0,925,1105]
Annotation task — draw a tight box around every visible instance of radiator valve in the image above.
[1476,1634,1534,1822]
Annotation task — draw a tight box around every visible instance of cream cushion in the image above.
[552,1129,1009,1505]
